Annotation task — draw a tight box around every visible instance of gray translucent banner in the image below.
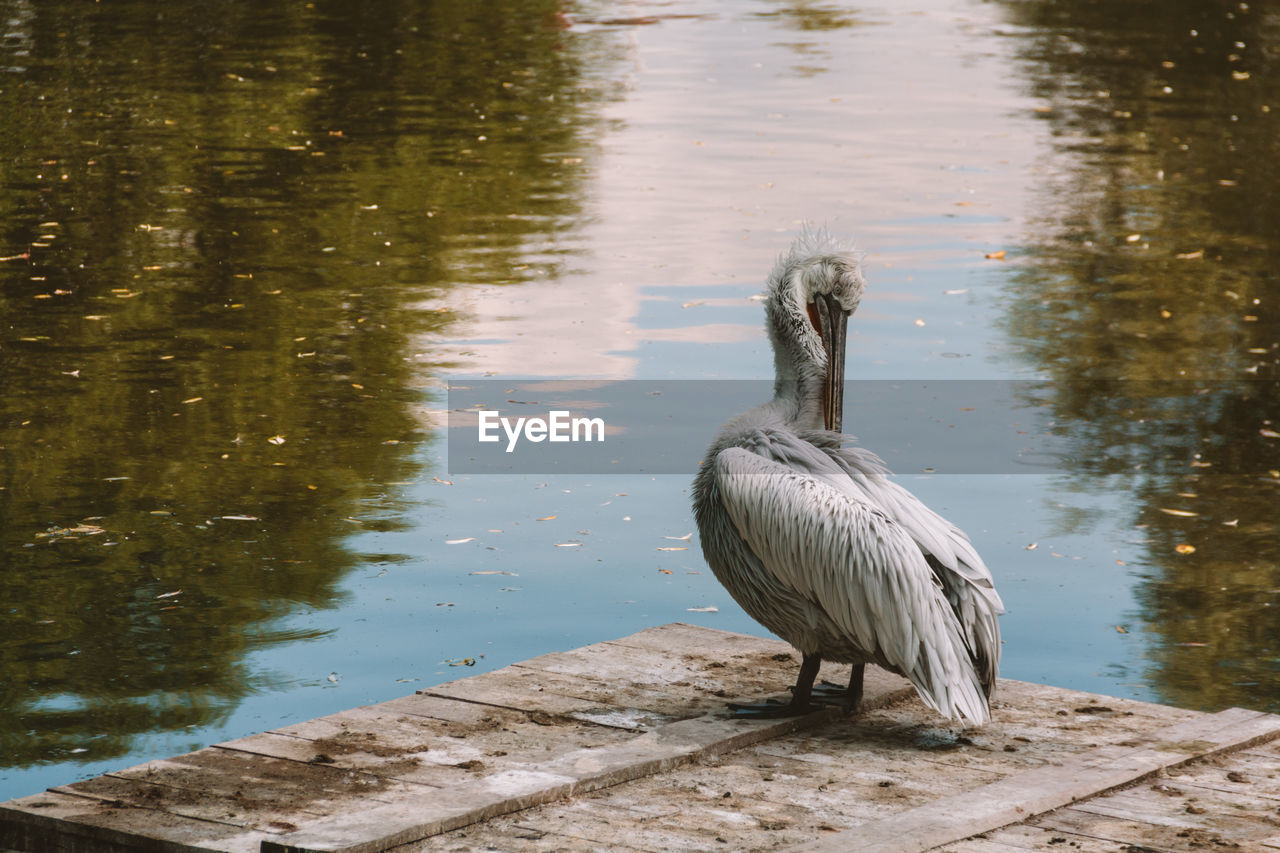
[445,380,1280,476]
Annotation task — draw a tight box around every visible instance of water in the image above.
[2,0,1278,800]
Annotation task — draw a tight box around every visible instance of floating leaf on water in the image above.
[681,301,705,309]
[1176,642,1208,647]
[985,250,1007,260]
[470,570,517,576]
[1223,519,1239,527]
[433,476,454,485]
[1176,250,1204,260]
[446,537,476,545]
[658,569,673,574]
[327,672,341,683]
[156,590,182,599]
[913,318,926,327]
[536,515,558,521]
[1158,508,1199,517]
[554,542,582,548]
[657,547,687,552]
[268,435,286,445]
[1175,543,1197,554]
[664,532,694,541]
[220,515,261,521]
[182,397,203,404]
[943,288,968,295]
[1261,428,1280,439]
[687,606,719,613]
[1114,625,1129,634]
[1125,233,1142,242]
[1025,542,1038,551]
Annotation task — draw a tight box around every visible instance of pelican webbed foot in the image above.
[727,695,822,718]
[808,663,865,715]
[726,652,828,718]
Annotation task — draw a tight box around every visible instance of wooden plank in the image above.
[262,706,844,853]
[1069,779,1280,833]
[421,664,701,726]
[604,622,790,657]
[937,823,1134,852]
[0,790,268,853]
[785,706,1280,853]
[1037,804,1265,852]
[221,704,636,787]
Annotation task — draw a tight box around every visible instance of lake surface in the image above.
[2,0,1278,800]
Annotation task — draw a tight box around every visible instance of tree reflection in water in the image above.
[998,0,1280,711]
[0,0,620,766]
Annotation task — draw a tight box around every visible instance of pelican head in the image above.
[765,230,866,431]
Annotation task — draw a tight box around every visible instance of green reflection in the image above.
[0,0,618,767]
[999,0,1280,710]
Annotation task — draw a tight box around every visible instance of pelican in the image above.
[692,230,1003,725]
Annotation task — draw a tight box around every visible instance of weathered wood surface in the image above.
[4,623,1280,853]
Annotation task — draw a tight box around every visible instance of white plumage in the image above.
[692,230,1003,725]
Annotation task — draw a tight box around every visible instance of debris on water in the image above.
[985,250,1007,260]
[470,570,517,576]
[446,537,476,544]
[156,590,182,599]
[537,515,558,521]
[433,476,454,485]
[1175,543,1197,554]
[268,435,286,445]
[657,547,687,552]
[1158,508,1198,517]
[555,542,582,548]
[1114,625,1129,634]
[1025,542,1038,550]
[327,672,342,683]
[664,532,694,541]
[221,515,260,521]
[687,606,718,613]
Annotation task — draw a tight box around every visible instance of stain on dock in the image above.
[3,623,1280,852]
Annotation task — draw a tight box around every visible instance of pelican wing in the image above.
[818,439,1004,693]
[712,439,990,723]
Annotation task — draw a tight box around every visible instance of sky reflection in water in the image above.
[2,0,1278,800]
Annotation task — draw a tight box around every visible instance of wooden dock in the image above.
[5,623,1280,852]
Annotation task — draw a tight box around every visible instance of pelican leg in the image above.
[810,663,865,714]
[728,653,822,718]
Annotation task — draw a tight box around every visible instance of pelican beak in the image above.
[811,293,847,432]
